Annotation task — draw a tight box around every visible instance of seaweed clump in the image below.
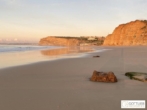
[125,72,147,82]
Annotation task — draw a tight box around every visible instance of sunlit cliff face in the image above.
[39,37,80,46]
[104,20,147,46]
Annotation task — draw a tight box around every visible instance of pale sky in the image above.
[0,0,147,42]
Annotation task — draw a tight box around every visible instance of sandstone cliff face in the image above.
[39,36,80,46]
[103,20,147,45]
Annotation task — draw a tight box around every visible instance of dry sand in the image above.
[0,46,147,110]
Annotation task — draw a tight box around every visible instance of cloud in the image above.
[1,0,22,6]
[14,38,18,41]
[2,0,16,4]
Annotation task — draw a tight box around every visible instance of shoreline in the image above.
[0,46,105,70]
[0,46,147,110]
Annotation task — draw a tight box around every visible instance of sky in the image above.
[0,0,147,43]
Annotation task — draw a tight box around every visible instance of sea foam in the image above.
[0,45,61,53]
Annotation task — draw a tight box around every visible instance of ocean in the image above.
[0,44,63,69]
[0,44,108,69]
[0,45,61,53]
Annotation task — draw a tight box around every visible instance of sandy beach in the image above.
[0,46,147,110]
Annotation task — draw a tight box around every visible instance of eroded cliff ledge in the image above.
[39,36,80,46]
[39,36,105,46]
[103,20,147,45]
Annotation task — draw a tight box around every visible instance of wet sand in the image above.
[0,46,94,69]
[0,46,147,110]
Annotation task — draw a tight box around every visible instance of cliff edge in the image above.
[103,20,147,45]
[39,36,105,46]
[39,36,80,46]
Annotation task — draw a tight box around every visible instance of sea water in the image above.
[0,45,61,53]
[0,44,108,69]
[0,44,63,69]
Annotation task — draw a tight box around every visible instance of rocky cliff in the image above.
[39,36,80,46]
[103,20,147,45]
[39,36,105,46]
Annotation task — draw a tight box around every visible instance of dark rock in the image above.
[93,55,100,58]
[90,71,117,83]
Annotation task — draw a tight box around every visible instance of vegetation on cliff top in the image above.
[40,36,105,46]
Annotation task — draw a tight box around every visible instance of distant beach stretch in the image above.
[0,45,147,110]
